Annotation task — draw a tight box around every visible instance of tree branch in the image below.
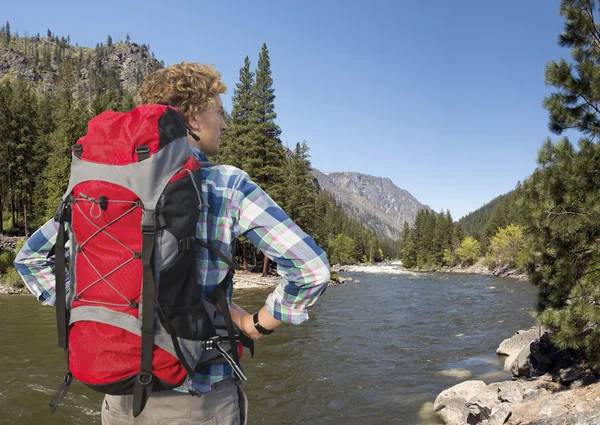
[582,0,600,52]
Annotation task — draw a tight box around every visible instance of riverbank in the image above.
[433,327,600,425]
[442,259,528,281]
[0,259,527,296]
[0,282,27,295]
[0,271,282,295]
[334,261,528,281]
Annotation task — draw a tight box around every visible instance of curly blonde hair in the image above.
[135,62,227,121]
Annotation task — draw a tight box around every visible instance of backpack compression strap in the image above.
[133,210,158,418]
[49,200,73,413]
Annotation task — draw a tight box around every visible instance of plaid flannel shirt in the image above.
[14,149,330,392]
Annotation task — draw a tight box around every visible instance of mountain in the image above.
[312,169,429,240]
[0,32,162,98]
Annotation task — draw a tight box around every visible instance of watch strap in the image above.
[253,311,274,335]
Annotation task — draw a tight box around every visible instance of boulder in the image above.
[438,399,472,425]
[466,391,501,424]
[488,404,512,425]
[530,332,564,373]
[570,374,597,389]
[511,343,534,377]
[526,412,600,425]
[558,366,585,386]
[434,381,488,425]
[498,327,540,371]
[497,381,524,404]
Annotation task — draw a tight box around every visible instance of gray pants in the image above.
[101,379,248,425]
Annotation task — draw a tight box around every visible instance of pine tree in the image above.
[246,43,287,205]
[107,35,113,47]
[9,77,43,235]
[5,21,10,45]
[0,78,12,231]
[216,56,254,167]
[520,0,600,365]
[43,60,89,217]
[125,33,131,44]
[284,141,317,235]
[400,221,417,268]
[544,0,600,137]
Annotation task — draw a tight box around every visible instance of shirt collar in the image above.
[190,146,208,162]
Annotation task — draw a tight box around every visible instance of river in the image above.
[0,270,538,424]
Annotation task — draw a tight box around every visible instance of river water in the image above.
[0,270,538,425]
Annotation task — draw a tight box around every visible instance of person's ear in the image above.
[188,117,201,131]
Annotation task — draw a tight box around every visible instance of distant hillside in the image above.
[312,169,429,240]
[0,30,162,100]
[459,193,512,240]
[458,188,524,250]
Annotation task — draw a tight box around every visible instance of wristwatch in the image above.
[252,312,274,335]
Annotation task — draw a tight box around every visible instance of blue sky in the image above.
[3,0,575,218]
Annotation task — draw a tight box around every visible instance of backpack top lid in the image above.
[75,104,190,165]
[62,104,197,211]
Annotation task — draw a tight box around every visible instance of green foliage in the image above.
[400,221,417,268]
[328,234,356,265]
[284,142,317,236]
[518,0,600,366]
[459,190,524,251]
[0,251,15,274]
[488,224,526,268]
[216,56,254,168]
[3,267,24,289]
[401,209,464,269]
[456,237,481,266]
[244,44,287,206]
[44,59,89,217]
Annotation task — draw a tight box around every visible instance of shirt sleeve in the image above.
[231,172,330,324]
[13,218,66,306]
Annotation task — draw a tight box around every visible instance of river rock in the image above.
[539,391,580,419]
[498,327,540,371]
[530,332,564,373]
[497,381,523,404]
[488,404,512,425]
[523,387,548,402]
[434,380,488,425]
[0,235,22,253]
[438,399,472,425]
[466,391,501,423]
[570,374,597,389]
[526,412,600,425]
[511,343,534,377]
[559,366,585,386]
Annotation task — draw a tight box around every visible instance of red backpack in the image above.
[50,104,251,417]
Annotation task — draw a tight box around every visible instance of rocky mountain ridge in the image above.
[312,169,429,240]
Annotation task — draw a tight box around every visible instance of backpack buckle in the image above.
[137,372,153,386]
[141,210,156,235]
[54,200,71,223]
[135,146,151,162]
[178,237,195,252]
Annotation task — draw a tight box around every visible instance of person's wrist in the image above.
[252,311,274,335]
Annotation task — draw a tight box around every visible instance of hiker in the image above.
[14,62,330,425]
